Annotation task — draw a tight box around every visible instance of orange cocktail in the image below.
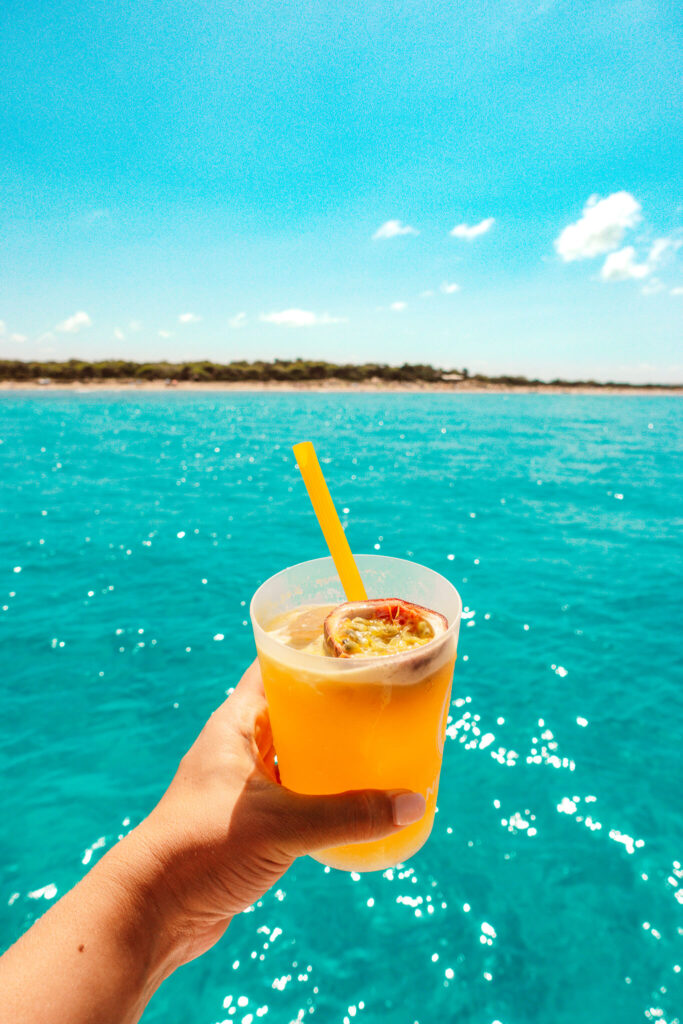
[250,555,462,872]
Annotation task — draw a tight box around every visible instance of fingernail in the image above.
[390,791,426,827]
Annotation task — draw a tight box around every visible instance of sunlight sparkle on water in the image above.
[2,393,681,1024]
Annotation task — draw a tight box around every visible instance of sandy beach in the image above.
[1,379,680,395]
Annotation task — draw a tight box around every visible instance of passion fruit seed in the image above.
[324,598,447,658]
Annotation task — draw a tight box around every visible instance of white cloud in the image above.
[450,217,495,240]
[0,320,5,336]
[228,312,247,329]
[129,320,142,331]
[259,309,346,327]
[178,312,201,324]
[420,290,435,298]
[158,329,173,338]
[648,237,681,266]
[56,310,92,333]
[11,333,27,343]
[671,286,683,296]
[648,238,670,265]
[86,208,110,224]
[440,281,461,294]
[554,192,641,261]
[641,278,665,295]
[601,246,651,281]
[641,278,665,296]
[113,328,125,341]
[372,219,419,240]
[390,301,407,312]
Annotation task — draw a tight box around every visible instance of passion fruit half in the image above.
[323,598,448,658]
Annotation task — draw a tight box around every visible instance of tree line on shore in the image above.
[1,358,450,383]
[0,358,672,388]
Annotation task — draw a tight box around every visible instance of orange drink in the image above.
[250,555,462,872]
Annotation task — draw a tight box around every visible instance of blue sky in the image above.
[1,0,681,381]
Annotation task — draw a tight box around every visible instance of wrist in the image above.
[94,824,195,983]
[118,813,235,969]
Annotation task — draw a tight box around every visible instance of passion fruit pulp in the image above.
[323,598,448,658]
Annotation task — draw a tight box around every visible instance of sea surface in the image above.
[1,392,682,1024]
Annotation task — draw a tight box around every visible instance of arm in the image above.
[0,829,181,1024]
[0,661,425,1024]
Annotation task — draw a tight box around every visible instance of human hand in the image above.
[135,660,426,967]
[0,660,426,1024]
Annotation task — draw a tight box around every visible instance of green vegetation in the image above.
[0,358,450,383]
[0,358,676,389]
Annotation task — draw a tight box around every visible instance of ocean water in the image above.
[1,391,681,1024]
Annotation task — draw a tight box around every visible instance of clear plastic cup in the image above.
[250,554,462,872]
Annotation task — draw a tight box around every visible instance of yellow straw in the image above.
[293,441,367,602]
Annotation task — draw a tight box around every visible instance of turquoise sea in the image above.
[1,392,682,1024]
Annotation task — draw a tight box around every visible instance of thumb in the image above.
[271,787,427,858]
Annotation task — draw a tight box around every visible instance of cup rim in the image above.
[250,553,462,670]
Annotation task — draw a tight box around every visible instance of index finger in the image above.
[233,658,266,701]
[203,658,266,737]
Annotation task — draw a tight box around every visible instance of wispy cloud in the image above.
[84,208,111,226]
[372,220,419,240]
[0,320,5,336]
[450,217,494,240]
[648,237,681,266]
[649,238,671,265]
[440,281,461,294]
[129,320,142,331]
[671,286,683,296]
[56,310,92,333]
[178,312,201,324]
[598,233,680,284]
[228,312,247,329]
[641,278,665,296]
[390,301,407,312]
[113,328,125,341]
[555,192,641,261]
[260,309,346,327]
[11,333,27,343]
[158,329,173,338]
[601,246,651,281]
[420,290,435,298]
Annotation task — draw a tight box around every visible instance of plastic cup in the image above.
[250,554,462,872]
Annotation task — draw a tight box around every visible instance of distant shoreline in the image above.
[1,358,680,394]
[1,379,680,395]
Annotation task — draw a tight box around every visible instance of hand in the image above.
[135,660,426,967]
[0,660,426,1024]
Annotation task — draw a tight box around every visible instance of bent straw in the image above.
[293,441,367,602]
